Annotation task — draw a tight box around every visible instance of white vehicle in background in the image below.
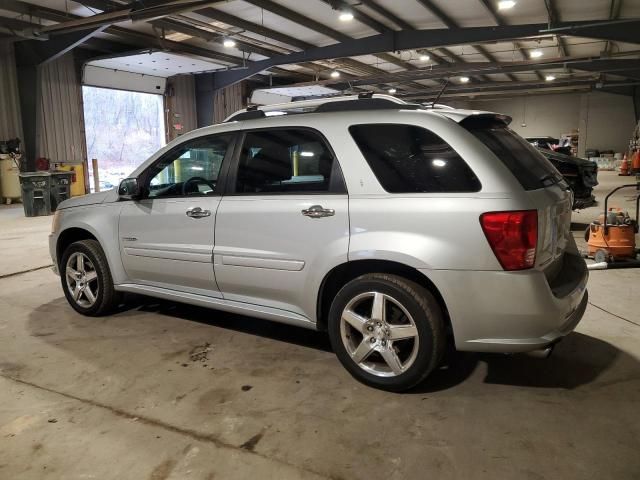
[50,94,588,391]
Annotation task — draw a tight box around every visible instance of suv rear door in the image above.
[213,127,349,319]
[463,118,574,277]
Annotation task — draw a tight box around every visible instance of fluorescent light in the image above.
[330,70,340,78]
[388,88,397,94]
[459,76,470,83]
[338,11,354,21]
[498,0,516,10]
[223,38,236,48]
[300,151,315,157]
[529,50,543,58]
[432,159,446,167]
[545,75,556,81]
[419,54,430,62]
[191,166,204,171]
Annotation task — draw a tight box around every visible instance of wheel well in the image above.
[56,228,97,267]
[316,260,453,336]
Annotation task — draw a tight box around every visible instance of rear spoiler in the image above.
[459,114,512,129]
[437,110,512,128]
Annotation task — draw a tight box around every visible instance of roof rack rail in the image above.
[224,94,423,122]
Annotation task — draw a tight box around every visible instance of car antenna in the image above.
[431,79,449,107]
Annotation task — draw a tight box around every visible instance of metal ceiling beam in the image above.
[543,19,640,45]
[543,0,569,56]
[209,22,562,89]
[15,24,108,65]
[195,6,311,50]
[0,0,244,64]
[27,1,222,35]
[414,0,514,82]
[401,79,639,99]
[319,0,390,33]
[243,0,414,72]
[477,0,543,80]
[292,57,640,89]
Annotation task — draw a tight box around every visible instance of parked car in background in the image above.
[538,149,598,209]
[49,96,588,391]
[526,136,560,151]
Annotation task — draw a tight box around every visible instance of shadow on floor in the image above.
[30,294,630,394]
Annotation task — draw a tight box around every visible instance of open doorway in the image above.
[82,86,165,192]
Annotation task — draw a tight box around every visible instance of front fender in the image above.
[56,203,127,284]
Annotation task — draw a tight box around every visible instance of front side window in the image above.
[234,129,340,194]
[146,135,232,198]
[349,124,481,193]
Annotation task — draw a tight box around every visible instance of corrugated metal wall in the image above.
[0,43,23,141]
[37,52,86,164]
[213,83,245,124]
[166,74,197,142]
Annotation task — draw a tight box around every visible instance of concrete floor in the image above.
[0,173,638,480]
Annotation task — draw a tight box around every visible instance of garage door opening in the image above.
[82,86,165,192]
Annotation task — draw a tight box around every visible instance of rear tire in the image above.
[328,273,445,392]
[60,239,120,316]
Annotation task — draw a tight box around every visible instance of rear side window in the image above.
[464,121,563,191]
[349,124,481,193]
[234,129,343,194]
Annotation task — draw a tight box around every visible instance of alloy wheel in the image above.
[65,252,99,308]
[339,291,420,377]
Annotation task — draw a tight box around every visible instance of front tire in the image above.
[60,239,120,316]
[328,273,445,392]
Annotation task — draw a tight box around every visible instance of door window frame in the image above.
[222,127,348,196]
[136,133,239,201]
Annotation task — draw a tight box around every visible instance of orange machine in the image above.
[586,183,639,263]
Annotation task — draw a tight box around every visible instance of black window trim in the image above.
[348,122,482,194]
[136,132,238,201]
[223,126,348,197]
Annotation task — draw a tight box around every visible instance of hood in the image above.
[57,189,118,210]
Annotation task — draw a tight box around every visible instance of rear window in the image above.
[464,121,563,191]
[349,124,481,193]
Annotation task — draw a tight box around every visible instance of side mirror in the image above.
[118,178,141,200]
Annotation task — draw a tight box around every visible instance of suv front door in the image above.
[119,134,234,296]
[214,128,349,319]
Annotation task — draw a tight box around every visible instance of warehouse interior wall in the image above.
[166,75,197,142]
[0,43,23,141]
[582,91,636,154]
[469,91,635,155]
[37,52,87,165]
[213,83,246,124]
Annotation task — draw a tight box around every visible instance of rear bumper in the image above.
[422,260,588,353]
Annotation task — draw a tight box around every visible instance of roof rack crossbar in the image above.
[224,94,422,122]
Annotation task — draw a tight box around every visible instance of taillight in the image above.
[480,210,538,271]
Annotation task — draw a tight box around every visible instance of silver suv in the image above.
[50,95,588,391]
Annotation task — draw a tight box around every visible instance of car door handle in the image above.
[301,205,335,218]
[186,207,211,218]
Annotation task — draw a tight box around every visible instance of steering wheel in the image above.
[182,176,216,196]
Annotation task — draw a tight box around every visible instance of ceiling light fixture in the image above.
[388,88,397,94]
[339,11,354,21]
[223,38,236,48]
[460,76,470,83]
[497,0,516,10]
[330,70,340,78]
[545,75,556,81]
[419,54,430,62]
[529,49,543,58]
